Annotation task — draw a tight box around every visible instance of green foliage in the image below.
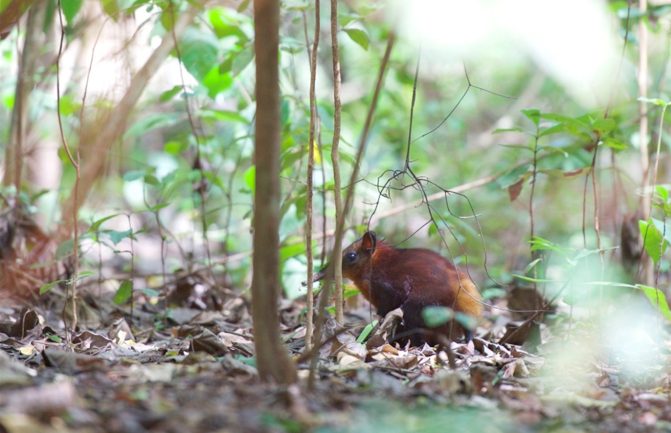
[40,271,94,295]
[7,1,671,322]
[357,320,379,343]
[62,0,84,23]
[421,306,478,331]
[114,280,133,304]
[343,28,370,50]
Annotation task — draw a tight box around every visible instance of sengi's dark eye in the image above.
[345,252,357,264]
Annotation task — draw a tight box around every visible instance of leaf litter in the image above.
[0,282,670,433]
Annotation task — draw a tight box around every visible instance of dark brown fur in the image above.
[320,231,482,345]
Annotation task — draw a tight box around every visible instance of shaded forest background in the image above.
[1,0,671,432]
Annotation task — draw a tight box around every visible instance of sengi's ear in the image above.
[361,231,377,252]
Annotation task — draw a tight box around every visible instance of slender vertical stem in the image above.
[308,33,395,390]
[305,0,320,351]
[56,0,80,335]
[330,0,344,325]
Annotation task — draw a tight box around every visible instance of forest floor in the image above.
[0,281,670,433]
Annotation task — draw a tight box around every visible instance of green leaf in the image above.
[481,288,506,300]
[209,7,249,43]
[421,306,453,328]
[638,97,668,107]
[521,109,540,126]
[639,219,667,265]
[281,98,291,126]
[538,123,565,137]
[455,312,479,331]
[123,170,145,182]
[602,137,627,150]
[651,217,671,245]
[201,67,233,98]
[280,241,307,262]
[58,95,81,116]
[344,28,369,50]
[159,85,184,102]
[538,167,588,178]
[540,146,569,157]
[512,274,558,283]
[523,258,542,275]
[492,127,530,135]
[46,334,62,343]
[40,279,66,295]
[161,6,175,31]
[144,174,160,186]
[88,213,123,232]
[164,141,187,155]
[656,186,669,203]
[141,288,161,297]
[497,164,530,189]
[356,320,379,343]
[114,280,133,304]
[0,0,11,13]
[244,166,255,193]
[591,118,615,135]
[638,285,671,321]
[529,236,573,258]
[77,271,95,279]
[125,113,180,138]
[101,0,119,17]
[499,144,533,152]
[149,203,170,211]
[237,0,251,12]
[109,229,133,245]
[230,44,254,76]
[55,239,75,260]
[179,27,219,83]
[198,108,250,124]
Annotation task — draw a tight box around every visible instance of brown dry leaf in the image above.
[73,331,117,353]
[371,354,418,370]
[0,349,36,386]
[0,381,76,416]
[329,327,365,359]
[8,309,41,339]
[167,308,203,325]
[502,359,530,378]
[108,318,135,344]
[380,344,399,355]
[220,353,257,376]
[186,327,229,356]
[508,178,524,201]
[42,347,106,373]
[218,331,252,347]
[0,413,70,433]
[435,370,471,394]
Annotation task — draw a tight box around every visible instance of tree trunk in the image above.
[251,0,297,384]
[3,1,45,189]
